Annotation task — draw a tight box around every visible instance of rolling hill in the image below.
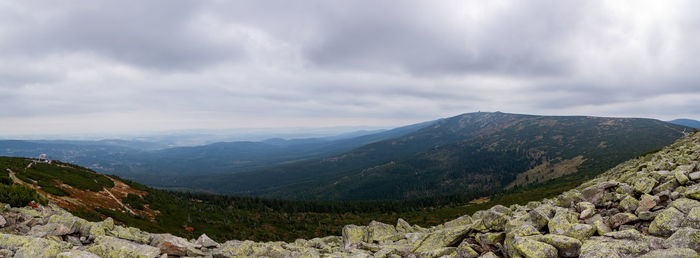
[669,118,700,129]
[189,112,691,200]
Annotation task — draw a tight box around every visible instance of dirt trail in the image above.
[103,187,136,215]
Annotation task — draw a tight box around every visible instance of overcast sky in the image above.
[1,0,699,136]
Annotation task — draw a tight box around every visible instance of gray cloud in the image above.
[0,0,699,136]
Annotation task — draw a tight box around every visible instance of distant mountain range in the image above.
[669,118,700,129]
[0,120,436,187]
[0,112,693,200]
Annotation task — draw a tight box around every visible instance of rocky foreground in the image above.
[0,132,699,258]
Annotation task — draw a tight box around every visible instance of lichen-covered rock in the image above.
[639,248,700,258]
[513,236,557,258]
[604,229,644,240]
[396,218,415,233]
[528,205,554,229]
[455,240,479,258]
[664,227,700,251]
[418,246,456,258]
[111,225,151,244]
[212,240,262,257]
[57,250,100,258]
[577,202,596,219]
[476,232,504,246]
[504,223,542,258]
[13,208,42,218]
[481,251,499,258]
[690,172,700,181]
[342,224,365,250]
[150,233,201,256]
[548,209,577,235]
[481,210,508,231]
[195,233,220,248]
[677,170,691,185]
[364,221,398,243]
[564,223,596,241]
[635,177,658,194]
[530,234,581,257]
[685,184,700,200]
[87,236,159,258]
[0,233,72,257]
[27,223,72,237]
[673,198,700,214]
[581,186,605,206]
[594,220,612,235]
[579,236,651,258]
[86,217,114,240]
[442,214,471,228]
[412,225,468,253]
[649,207,685,237]
[685,207,700,229]
[619,196,639,213]
[609,213,638,228]
[654,180,678,194]
[637,194,657,214]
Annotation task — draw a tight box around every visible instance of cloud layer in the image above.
[1,0,699,135]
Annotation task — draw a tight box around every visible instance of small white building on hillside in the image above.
[37,154,49,163]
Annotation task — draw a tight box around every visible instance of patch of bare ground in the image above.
[6,169,159,221]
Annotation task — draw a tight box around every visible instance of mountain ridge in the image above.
[192,112,690,200]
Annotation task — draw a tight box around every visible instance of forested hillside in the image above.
[189,112,690,200]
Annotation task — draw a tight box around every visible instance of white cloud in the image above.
[0,0,698,136]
